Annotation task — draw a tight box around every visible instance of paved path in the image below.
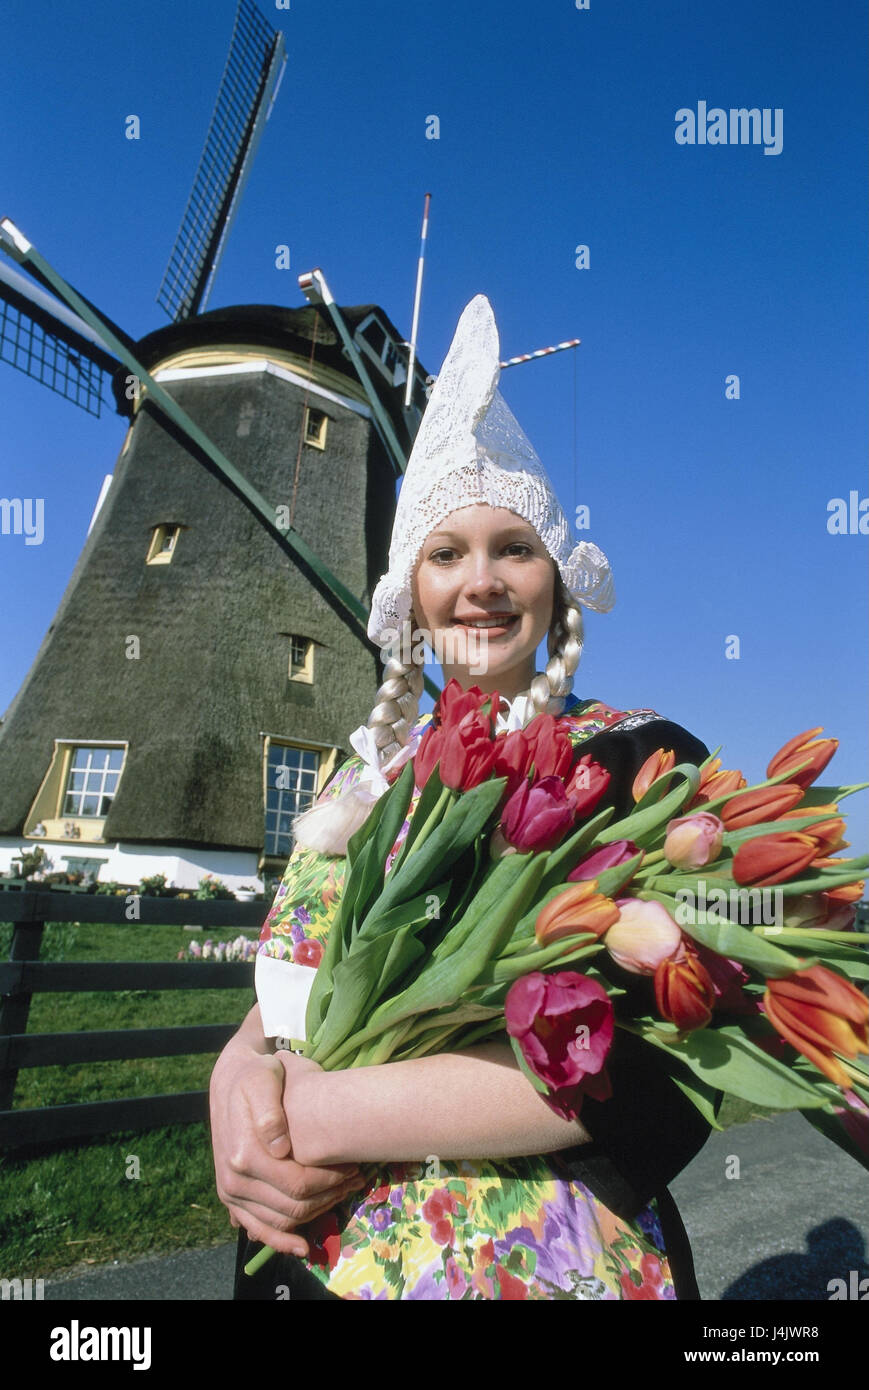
[42,1111,868,1301]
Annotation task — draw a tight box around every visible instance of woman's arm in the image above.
[279,1039,593,1167]
[209,1003,365,1254]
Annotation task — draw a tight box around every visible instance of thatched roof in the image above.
[0,304,421,851]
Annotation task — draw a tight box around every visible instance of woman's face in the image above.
[410,505,556,700]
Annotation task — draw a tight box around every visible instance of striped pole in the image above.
[404,192,431,409]
[500,337,581,369]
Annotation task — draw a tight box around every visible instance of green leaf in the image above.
[636,1022,829,1109]
[594,851,646,898]
[536,805,616,891]
[507,1032,550,1095]
[373,777,507,917]
[353,760,416,922]
[631,760,702,813]
[722,811,845,851]
[676,911,805,978]
[594,766,701,844]
[765,936,869,980]
[387,771,451,874]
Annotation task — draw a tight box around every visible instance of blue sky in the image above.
[1,0,867,851]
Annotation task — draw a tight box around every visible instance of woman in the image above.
[210,296,713,1300]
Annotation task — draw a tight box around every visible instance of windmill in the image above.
[0,0,433,896]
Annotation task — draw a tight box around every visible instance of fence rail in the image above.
[0,889,264,1149]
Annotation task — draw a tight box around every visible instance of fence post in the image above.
[0,918,44,1111]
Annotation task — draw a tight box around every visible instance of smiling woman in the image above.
[210,294,713,1302]
[411,509,556,699]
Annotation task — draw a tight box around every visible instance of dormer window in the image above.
[146,524,182,565]
[289,636,314,683]
[304,406,328,449]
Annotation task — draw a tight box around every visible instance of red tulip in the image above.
[491,728,535,797]
[732,832,820,887]
[631,748,675,802]
[535,881,621,946]
[436,677,491,729]
[763,963,869,1087]
[501,777,575,852]
[807,858,865,903]
[720,782,804,829]
[654,942,717,1030]
[504,971,614,1120]
[766,726,838,791]
[691,941,758,1015]
[414,724,445,788]
[565,754,611,818]
[522,714,575,781]
[780,805,847,856]
[568,840,640,882]
[438,709,499,789]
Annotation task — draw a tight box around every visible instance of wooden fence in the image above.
[0,888,265,1150]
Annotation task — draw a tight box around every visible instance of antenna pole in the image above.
[403,192,431,409]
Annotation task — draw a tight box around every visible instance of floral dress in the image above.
[255,696,678,1300]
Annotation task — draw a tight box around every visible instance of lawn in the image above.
[0,920,777,1278]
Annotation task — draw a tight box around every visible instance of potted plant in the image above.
[235,884,259,902]
[194,874,235,901]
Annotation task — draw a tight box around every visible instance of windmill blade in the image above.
[0,257,120,417]
[157,0,287,323]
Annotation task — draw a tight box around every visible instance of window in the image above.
[265,744,321,857]
[288,635,314,683]
[62,747,124,818]
[304,406,328,449]
[146,524,182,565]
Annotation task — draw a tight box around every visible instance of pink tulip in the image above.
[834,1091,869,1160]
[504,971,614,1120]
[664,813,724,869]
[501,776,576,852]
[783,893,857,933]
[604,898,682,975]
[568,840,639,882]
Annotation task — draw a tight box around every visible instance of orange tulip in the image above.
[809,859,865,903]
[763,963,869,1087]
[688,759,747,808]
[732,832,820,886]
[766,727,838,791]
[780,805,847,855]
[535,881,621,946]
[631,748,675,803]
[654,944,716,1031]
[720,782,804,829]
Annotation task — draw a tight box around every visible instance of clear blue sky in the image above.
[1,0,867,852]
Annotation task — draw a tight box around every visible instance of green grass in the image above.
[0,921,255,1276]
[0,921,781,1277]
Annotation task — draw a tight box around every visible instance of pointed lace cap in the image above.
[367,294,614,643]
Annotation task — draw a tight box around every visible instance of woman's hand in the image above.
[209,1031,363,1257]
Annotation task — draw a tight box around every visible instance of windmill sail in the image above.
[0,258,119,417]
[157,0,287,323]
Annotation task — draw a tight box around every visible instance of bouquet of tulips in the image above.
[245,682,869,1274]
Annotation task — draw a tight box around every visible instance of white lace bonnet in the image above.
[367,293,615,644]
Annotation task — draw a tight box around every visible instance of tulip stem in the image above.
[405,783,455,858]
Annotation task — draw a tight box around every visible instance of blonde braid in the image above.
[528,575,585,717]
[366,617,424,763]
